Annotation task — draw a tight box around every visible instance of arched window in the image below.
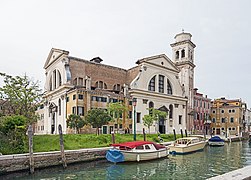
[149,101,154,115]
[175,51,179,59]
[181,49,185,58]
[113,84,121,91]
[169,104,173,119]
[58,99,61,116]
[73,78,77,85]
[148,76,156,91]
[49,76,52,91]
[53,70,56,89]
[158,75,164,93]
[58,70,62,86]
[167,79,172,95]
[95,81,107,89]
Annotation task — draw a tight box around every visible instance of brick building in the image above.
[193,88,211,134]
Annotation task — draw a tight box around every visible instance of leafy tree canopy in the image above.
[0,72,41,124]
[107,102,127,132]
[66,114,86,134]
[85,108,111,135]
[0,115,27,135]
[143,108,167,134]
[0,115,28,154]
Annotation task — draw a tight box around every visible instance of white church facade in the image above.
[35,31,196,135]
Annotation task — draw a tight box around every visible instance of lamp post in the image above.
[132,98,137,141]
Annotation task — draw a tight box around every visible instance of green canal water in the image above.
[6,140,251,180]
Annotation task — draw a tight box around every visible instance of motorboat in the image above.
[169,136,207,155]
[106,141,169,163]
[208,136,225,146]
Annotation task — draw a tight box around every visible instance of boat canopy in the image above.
[209,136,224,142]
[111,141,165,150]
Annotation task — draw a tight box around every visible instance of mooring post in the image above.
[173,128,176,140]
[28,125,34,174]
[180,128,183,138]
[111,131,115,144]
[143,128,146,141]
[58,124,67,168]
[185,128,188,137]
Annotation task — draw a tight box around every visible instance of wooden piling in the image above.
[111,131,115,144]
[173,128,176,140]
[58,124,67,168]
[185,129,188,137]
[180,128,183,138]
[143,128,146,141]
[28,125,34,174]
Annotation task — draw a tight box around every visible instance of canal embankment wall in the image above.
[207,165,251,180]
[0,147,110,175]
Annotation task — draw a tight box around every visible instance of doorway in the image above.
[103,126,108,134]
[159,117,165,134]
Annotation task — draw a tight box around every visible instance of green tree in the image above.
[0,115,27,154]
[66,114,86,134]
[0,73,41,124]
[85,108,111,135]
[143,114,154,134]
[107,102,127,133]
[143,108,167,134]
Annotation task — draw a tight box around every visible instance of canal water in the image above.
[6,140,251,180]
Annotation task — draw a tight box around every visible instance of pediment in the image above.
[158,106,169,112]
[44,48,69,69]
[136,54,179,72]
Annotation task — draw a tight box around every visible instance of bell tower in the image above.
[170,31,196,132]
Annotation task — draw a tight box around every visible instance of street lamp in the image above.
[132,98,137,141]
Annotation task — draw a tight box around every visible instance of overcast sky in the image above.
[1,0,251,106]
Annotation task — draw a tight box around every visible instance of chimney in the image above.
[90,57,103,63]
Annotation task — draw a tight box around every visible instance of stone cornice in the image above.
[129,89,188,103]
[170,40,196,48]
[175,61,196,68]
[43,84,74,98]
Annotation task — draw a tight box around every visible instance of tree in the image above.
[0,115,27,154]
[0,73,42,124]
[85,108,111,135]
[107,102,127,133]
[143,114,154,134]
[66,114,86,134]
[143,108,167,134]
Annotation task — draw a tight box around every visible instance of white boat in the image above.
[106,141,169,163]
[169,136,206,155]
[208,136,225,146]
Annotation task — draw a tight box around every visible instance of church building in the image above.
[35,31,196,135]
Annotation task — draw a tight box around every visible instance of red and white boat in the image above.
[106,141,169,163]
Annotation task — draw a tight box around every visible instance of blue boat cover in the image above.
[106,149,125,163]
[209,136,224,142]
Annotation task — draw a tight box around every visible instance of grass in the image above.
[0,133,181,154]
[32,133,181,153]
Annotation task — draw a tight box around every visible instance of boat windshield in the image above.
[176,139,191,145]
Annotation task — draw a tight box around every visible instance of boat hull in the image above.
[169,142,206,155]
[106,148,168,163]
[208,141,225,146]
[121,148,168,162]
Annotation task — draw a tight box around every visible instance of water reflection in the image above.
[3,141,251,180]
